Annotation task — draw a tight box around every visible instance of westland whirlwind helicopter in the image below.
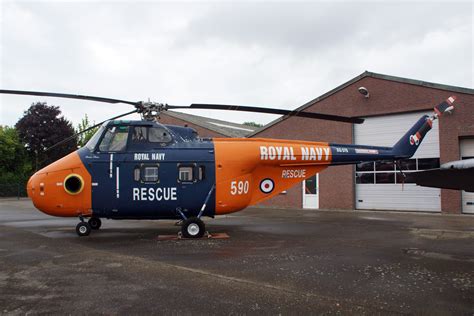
[0,89,456,237]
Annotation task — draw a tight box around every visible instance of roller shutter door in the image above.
[354,111,441,212]
[461,139,474,214]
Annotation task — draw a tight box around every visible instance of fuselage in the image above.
[26,114,431,220]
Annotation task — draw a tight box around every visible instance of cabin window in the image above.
[198,166,205,180]
[178,166,194,182]
[99,126,129,152]
[134,167,141,181]
[131,126,173,145]
[142,165,160,183]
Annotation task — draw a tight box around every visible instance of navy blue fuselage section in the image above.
[77,121,216,220]
[329,115,430,165]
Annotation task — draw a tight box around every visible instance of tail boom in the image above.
[330,96,456,165]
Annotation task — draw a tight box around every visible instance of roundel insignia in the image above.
[260,178,274,194]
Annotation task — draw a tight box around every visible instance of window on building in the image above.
[356,162,374,172]
[99,126,129,152]
[396,173,415,184]
[356,173,375,184]
[417,158,440,170]
[304,175,318,194]
[396,159,417,171]
[375,161,395,171]
[355,157,440,185]
[376,172,395,184]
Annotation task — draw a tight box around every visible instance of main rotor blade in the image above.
[168,104,364,124]
[45,109,138,153]
[0,89,139,106]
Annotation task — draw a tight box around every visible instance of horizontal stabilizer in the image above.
[434,96,456,116]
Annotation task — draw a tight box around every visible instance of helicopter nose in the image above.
[28,151,92,217]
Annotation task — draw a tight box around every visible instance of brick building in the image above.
[158,71,474,214]
[249,71,474,214]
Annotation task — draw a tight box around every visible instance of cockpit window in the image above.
[132,126,148,143]
[99,126,129,152]
[85,125,106,151]
[131,126,173,144]
[149,126,172,143]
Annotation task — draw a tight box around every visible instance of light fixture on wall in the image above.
[358,86,370,98]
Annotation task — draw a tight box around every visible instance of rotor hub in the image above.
[136,101,168,121]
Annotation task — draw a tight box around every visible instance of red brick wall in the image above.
[252,76,474,213]
[157,113,227,138]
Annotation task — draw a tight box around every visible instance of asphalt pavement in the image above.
[0,199,473,315]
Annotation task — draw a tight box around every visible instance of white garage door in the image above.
[461,139,474,214]
[355,111,441,212]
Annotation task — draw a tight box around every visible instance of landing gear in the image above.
[76,222,91,237]
[181,217,205,239]
[88,217,102,230]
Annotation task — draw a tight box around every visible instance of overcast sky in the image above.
[1,1,472,129]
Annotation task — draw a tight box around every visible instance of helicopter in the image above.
[0,89,456,237]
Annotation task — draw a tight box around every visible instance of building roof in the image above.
[162,110,258,138]
[248,71,474,137]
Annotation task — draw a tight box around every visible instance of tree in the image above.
[0,126,32,196]
[15,102,77,168]
[76,114,98,147]
[243,121,264,128]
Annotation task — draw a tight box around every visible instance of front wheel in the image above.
[181,217,205,239]
[76,222,91,237]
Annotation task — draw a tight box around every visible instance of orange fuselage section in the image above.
[213,138,332,214]
[27,151,92,217]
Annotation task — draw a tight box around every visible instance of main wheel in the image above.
[76,222,91,237]
[181,217,205,239]
[88,217,102,230]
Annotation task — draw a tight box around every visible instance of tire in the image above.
[181,217,205,239]
[76,222,91,237]
[88,217,102,230]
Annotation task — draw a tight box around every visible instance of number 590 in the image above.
[230,180,249,195]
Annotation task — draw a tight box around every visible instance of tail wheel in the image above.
[88,217,102,230]
[76,222,91,237]
[181,217,205,239]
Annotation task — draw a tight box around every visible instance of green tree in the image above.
[0,126,32,196]
[15,102,77,168]
[76,114,98,147]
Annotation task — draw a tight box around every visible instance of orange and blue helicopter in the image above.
[0,90,456,237]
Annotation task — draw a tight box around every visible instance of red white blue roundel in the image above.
[260,178,274,194]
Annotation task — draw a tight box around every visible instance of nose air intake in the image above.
[64,174,84,195]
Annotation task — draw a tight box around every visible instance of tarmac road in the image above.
[0,199,473,315]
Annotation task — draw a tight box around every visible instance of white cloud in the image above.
[0,1,472,130]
